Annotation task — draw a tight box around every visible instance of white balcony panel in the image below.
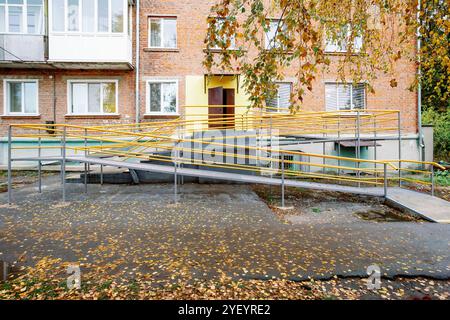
[0,34,45,62]
[49,34,132,64]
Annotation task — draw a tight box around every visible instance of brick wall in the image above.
[0,0,418,136]
[0,69,135,136]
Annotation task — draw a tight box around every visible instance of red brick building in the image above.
[0,0,425,165]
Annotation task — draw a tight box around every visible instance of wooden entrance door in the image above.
[208,87,224,128]
[208,87,235,129]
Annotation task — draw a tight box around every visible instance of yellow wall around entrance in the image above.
[184,75,251,131]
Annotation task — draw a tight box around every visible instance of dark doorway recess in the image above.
[208,87,235,128]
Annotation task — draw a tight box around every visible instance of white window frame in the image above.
[209,17,236,50]
[266,82,291,113]
[0,0,44,35]
[265,19,285,50]
[145,79,179,115]
[3,79,40,115]
[325,82,366,111]
[49,0,127,34]
[67,79,119,115]
[148,17,178,49]
[324,26,363,53]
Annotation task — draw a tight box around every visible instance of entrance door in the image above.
[208,87,224,128]
[208,87,235,128]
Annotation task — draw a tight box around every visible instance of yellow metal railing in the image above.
[6,108,445,202]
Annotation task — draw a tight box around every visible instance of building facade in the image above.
[0,0,425,166]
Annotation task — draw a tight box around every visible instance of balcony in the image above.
[48,33,133,70]
[0,34,48,68]
[47,0,134,70]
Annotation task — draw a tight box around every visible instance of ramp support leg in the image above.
[100,141,104,185]
[398,112,402,187]
[84,129,88,194]
[431,166,435,197]
[38,130,42,193]
[62,127,66,202]
[281,152,285,208]
[174,148,178,203]
[7,126,12,204]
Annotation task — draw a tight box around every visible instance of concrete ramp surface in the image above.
[386,188,450,223]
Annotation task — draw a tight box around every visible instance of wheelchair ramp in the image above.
[386,188,450,223]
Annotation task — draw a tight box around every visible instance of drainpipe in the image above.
[135,0,140,124]
[417,0,425,163]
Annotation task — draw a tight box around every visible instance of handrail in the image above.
[383,159,446,171]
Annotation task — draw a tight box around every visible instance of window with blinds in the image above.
[325,83,366,111]
[266,83,291,113]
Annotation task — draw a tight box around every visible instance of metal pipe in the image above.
[337,114,341,179]
[174,148,178,203]
[84,129,87,193]
[383,163,388,199]
[398,112,402,187]
[322,123,325,174]
[373,116,377,183]
[417,0,425,167]
[7,126,12,204]
[431,166,435,197]
[281,151,285,208]
[62,127,66,202]
[356,111,361,187]
[100,141,104,185]
[135,0,141,124]
[38,129,42,193]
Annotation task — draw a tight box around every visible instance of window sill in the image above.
[65,114,121,119]
[144,48,180,52]
[1,115,41,120]
[204,48,240,53]
[324,51,360,56]
[143,114,180,119]
[262,48,293,54]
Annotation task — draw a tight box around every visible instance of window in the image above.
[209,17,235,50]
[0,0,43,34]
[265,83,291,113]
[67,0,79,31]
[325,83,366,111]
[148,17,177,48]
[4,80,39,115]
[325,25,363,53]
[279,155,294,171]
[68,80,118,115]
[97,0,108,32]
[51,0,125,33]
[27,1,43,33]
[81,0,94,32]
[146,80,178,115]
[111,0,124,33]
[52,0,65,31]
[265,19,286,50]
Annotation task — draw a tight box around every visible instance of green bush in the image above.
[422,109,450,162]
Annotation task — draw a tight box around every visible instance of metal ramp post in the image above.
[38,129,42,193]
[281,151,285,208]
[431,166,435,197]
[356,111,361,188]
[7,126,12,204]
[398,112,402,187]
[84,129,88,194]
[174,148,178,203]
[62,127,67,202]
